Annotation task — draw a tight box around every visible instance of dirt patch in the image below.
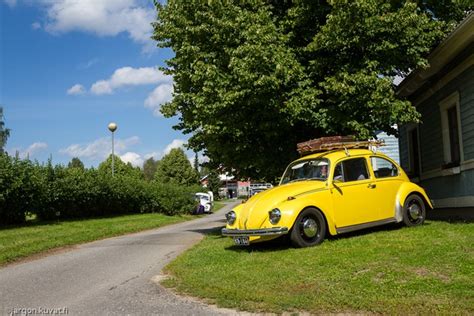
[412,267,451,283]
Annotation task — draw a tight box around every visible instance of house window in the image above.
[406,125,420,177]
[447,106,460,164]
[440,92,463,167]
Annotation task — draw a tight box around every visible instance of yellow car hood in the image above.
[237,181,327,229]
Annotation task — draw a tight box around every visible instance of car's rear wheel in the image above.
[402,194,426,227]
[290,207,326,248]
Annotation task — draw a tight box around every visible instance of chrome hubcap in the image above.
[302,218,318,238]
[408,203,421,220]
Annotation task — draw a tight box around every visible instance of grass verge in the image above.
[0,213,195,265]
[212,201,225,212]
[162,220,474,314]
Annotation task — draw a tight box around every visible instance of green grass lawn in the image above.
[163,220,474,314]
[212,201,225,211]
[0,213,196,265]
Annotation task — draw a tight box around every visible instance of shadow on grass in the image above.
[191,213,474,254]
[426,208,474,224]
[222,222,433,253]
[225,236,292,253]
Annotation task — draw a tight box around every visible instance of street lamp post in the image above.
[108,122,118,177]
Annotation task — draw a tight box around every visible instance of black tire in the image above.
[402,194,426,227]
[290,207,327,248]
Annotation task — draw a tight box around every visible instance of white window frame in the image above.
[439,91,464,164]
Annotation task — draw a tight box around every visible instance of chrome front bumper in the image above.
[221,227,289,237]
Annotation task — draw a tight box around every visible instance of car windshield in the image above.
[280,158,330,185]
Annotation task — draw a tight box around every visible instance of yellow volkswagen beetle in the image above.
[222,148,433,247]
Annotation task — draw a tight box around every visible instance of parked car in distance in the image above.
[195,192,213,213]
[222,147,433,247]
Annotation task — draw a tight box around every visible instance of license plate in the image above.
[233,236,249,246]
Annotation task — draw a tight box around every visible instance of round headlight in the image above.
[225,211,236,225]
[269,208,281,224]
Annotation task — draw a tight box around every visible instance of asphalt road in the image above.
[0,201,245,316]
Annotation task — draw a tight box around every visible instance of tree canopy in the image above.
[154,148,199,186]
[68,157,85,170]
[0,107,10,154]
[98,155,143,179]
[206,170,221,198]
[143,157,159,181]
[153,0,472,180]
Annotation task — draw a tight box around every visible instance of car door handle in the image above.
[367,183,376,189]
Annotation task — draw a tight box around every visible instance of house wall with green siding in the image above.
[399,65,474,202]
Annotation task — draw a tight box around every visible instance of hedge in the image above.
[0,154,199,225]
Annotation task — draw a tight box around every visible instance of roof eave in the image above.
[397,12,474,98]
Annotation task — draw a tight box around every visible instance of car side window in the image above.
[333,163,344,181]
[371,157,398,178]
[334,158,369,182]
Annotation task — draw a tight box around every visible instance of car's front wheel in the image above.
[402,194,426,227]
[290,207,327,248]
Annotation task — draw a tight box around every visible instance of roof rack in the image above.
[297,136,385,156]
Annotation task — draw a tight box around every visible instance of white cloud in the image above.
[59,137,194,167]
[90,66,171,95]
[67,84,85,95]
[187,152,209,168]
[10,142,48,159]
[120,152,143,167]
[144,152,159,160]
[25,142,48,156]
[116,138,186,168]
[91,80,113,95]
[144,83,173,116]
[3,0,17,8]
[32,22,41,30]
[41,0,155,50]
[60,136,140,160]
[164,139,186,155]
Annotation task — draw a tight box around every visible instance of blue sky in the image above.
[0,0,194,168]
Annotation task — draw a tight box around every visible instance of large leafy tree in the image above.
[154,148,199,186]
[206,170,221,199]
[98,155,143,179]
[143,157,159,181]
[153,0,471,180]
[0,107,10,154]
[67,157,85,170]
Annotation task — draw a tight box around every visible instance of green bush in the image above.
[0,155,43,224]
[0,153,202,225]
[151,183,198,216]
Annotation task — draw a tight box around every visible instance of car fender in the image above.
[395,182,433,221]
[277,189,337,236]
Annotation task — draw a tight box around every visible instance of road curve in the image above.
[0,201,244,316]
